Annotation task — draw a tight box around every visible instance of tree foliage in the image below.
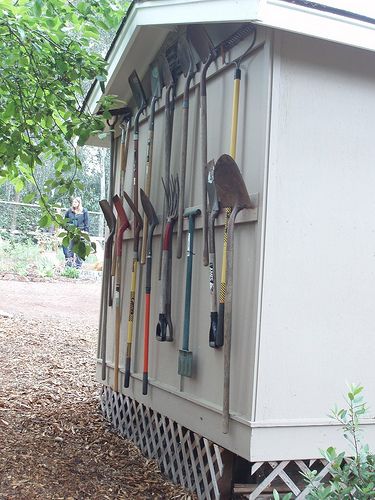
[0,0,129,255]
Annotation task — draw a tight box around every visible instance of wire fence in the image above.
[0,200,104,240]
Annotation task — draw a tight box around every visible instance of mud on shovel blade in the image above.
[140,189,159,395]
[178,207,201,378]
[98,200,116,382]
[214,154,252,434]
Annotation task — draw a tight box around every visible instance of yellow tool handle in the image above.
[127,258,138,344]
[230,76,240,159]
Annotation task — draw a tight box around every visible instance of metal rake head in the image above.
[162,175,179,220]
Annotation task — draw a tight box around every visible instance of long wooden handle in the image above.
[124,256,138,388]
[113,258,121,392]
[201,55,213,267]
[222,206,240,434]
[217,66,241,347]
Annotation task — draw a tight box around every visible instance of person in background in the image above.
[63,197,89,269]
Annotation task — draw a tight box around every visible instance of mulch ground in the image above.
[0,312,193,499]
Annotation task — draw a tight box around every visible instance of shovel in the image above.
[123,190,143,388]
[206,159,220,348]
[111,115,132,296]
[106,115,118,307]
[216,29,261,348]
[176,33,197,259]
[112,195,131,392]
[178,207,201,378]
[140,189,159,394]
[141,59,163,265]
[98,200,116,382]
[188,25,217,267]
[213,154,252,434]
[128,70,147,218]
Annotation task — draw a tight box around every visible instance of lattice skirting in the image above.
[233,459,332,499]
[101,387,333,499]
[100,386,225,499]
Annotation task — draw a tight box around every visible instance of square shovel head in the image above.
[178,350,193,377]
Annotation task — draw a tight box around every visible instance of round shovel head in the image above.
[140,189,159,227]
[214,154,252,209]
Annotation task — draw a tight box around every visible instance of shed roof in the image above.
[85,0,375,113]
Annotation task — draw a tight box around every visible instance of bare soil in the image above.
[0,278,191,499]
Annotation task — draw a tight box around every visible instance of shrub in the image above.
[303,385,375,499]
[60,266,80,279]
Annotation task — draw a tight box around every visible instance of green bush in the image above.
[303,385,375,499]
[60,266,80,279]
[272,385,374,500]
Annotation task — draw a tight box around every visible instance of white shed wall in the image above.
[254,30,375,460]
[97,27,272,458]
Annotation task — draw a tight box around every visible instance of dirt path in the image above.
[0,279,101,324]
[0,279,191,499]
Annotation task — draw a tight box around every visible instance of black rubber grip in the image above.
[216,303,224,348]
[209,312,218,348]
[124,358,131,388]
[142,372,148,395]
[146,257,152,292]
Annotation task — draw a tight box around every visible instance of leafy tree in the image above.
[0,0,129,256]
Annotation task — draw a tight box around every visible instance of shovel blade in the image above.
[214,154,252,210]
[178,350,193,377]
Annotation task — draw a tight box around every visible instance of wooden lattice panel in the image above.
[233,459,333,499]
[101,386,224,499]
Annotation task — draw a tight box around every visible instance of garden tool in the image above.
[156,175,179,342]
[123,190,143,388]
[140,189,159,394]
[187,25,217,267]
[111,115,132,293]
[112,195,130,392]
[178,207,201,378]
[107,115,118,307]
[176,33,197,260]
[128,70,147,219]
[206,160,220,348]
[158,53,176,279]
[216,27,259,348]
[98,200,116,382]
[141,59,163,265]
[213,154,252,434]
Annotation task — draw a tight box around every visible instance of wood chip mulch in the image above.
[0,314,194,499]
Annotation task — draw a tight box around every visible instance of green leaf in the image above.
[39,214,50,227]
[23,193,36,203]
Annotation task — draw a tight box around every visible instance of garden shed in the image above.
[86,1,375,497]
